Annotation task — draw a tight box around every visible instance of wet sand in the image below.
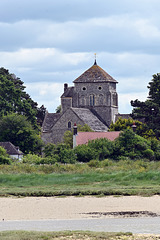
[0,195,160,221]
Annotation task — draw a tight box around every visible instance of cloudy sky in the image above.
[1,0,160,113]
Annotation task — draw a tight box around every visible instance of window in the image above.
[90,95,95,106]
[82,87,86,91]
[68,121,71,129]
[98,86,102,90]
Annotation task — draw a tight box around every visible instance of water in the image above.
[1,217,160,234]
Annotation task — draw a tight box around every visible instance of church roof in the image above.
[71,108,108,131]
[73,62,117,83]
[61,87,74,98]
[42,112,61,132]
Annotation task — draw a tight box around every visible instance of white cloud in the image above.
[119,92,148,114]
[25,82,64,112]
[0,0,160,115]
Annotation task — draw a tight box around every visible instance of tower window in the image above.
[90,95,95,106]
[82,87,86,91]
[98,86,102,90]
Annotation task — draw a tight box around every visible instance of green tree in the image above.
[109,117,155,139]
[43,143,76,163]
[0,67,45,129]
[0,113,43,154]
[131,73,160,139]
[113,129,155,160]
[0,146,11,164]
[36,105,46,126]
[55,105,61,113]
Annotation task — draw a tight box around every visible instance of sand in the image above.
[0,195,160,221]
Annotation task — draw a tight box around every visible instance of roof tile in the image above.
[75,131,121,145]
[73,64,117,83]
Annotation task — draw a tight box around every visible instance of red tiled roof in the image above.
[75,131,121,146]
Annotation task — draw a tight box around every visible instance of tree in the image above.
[0,113,43,154]
[109,117,155,139]
[0,67,46,129]
[0,146,11,164]
[55,105,61,113]
[113,129,155,160]
[131,73,160,139]
[36,105,47,126]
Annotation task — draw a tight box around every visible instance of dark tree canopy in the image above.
[0,67,46,129]
[0,113,43,154]
[131,73,160,138]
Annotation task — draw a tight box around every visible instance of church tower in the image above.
[61,60,118,126]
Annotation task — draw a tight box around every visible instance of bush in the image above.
[143,149,154,160]
[88,160,100,168]
[88,138,114,160]
[113,129,155,160]
[0,155,11,165]
[74,144,95,162]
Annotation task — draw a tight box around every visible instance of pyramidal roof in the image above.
[73,60,117,83]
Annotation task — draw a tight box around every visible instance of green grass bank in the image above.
[0,159,160,197]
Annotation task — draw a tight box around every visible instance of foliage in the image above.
[36,105,46,126]
[131,73,160,139]
[0,146,11,165]
[0,113,43,154]
[74,144,95,162]
[113,129,157,160]
[63,131,73,148]
[0,67,46,129]
[88,138,114,160]
[63,124,94,148]
[55,105,61,113]
[74,138,114,162]
[109,117,156,139]
[43,143,77,164]
[23,154,57,165]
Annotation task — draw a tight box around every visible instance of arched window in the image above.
[68,121,71,129]
[113,93,118,106]
[90,95,95,106]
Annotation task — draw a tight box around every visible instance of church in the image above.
[42,60,119,144]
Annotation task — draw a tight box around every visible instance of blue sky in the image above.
[1,0,160,113]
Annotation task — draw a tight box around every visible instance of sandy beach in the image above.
[0,195,160,221]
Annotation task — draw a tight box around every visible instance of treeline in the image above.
[9,128,159,166]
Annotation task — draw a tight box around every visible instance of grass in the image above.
[0,231,133,240]
[0,159,160,197]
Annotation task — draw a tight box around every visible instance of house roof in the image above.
[42,112,61,132]
[0,142,23,155]
[75,131,121,146]
[71,108,108,131]
[73,62,117,83]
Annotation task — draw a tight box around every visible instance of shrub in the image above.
[88,138,114,160]
[74,144,95,162]
[22,154,43,164]
[43,143,56,157]
[0,155,11,165]
[88,160,100,168]
[143,149,154,160]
